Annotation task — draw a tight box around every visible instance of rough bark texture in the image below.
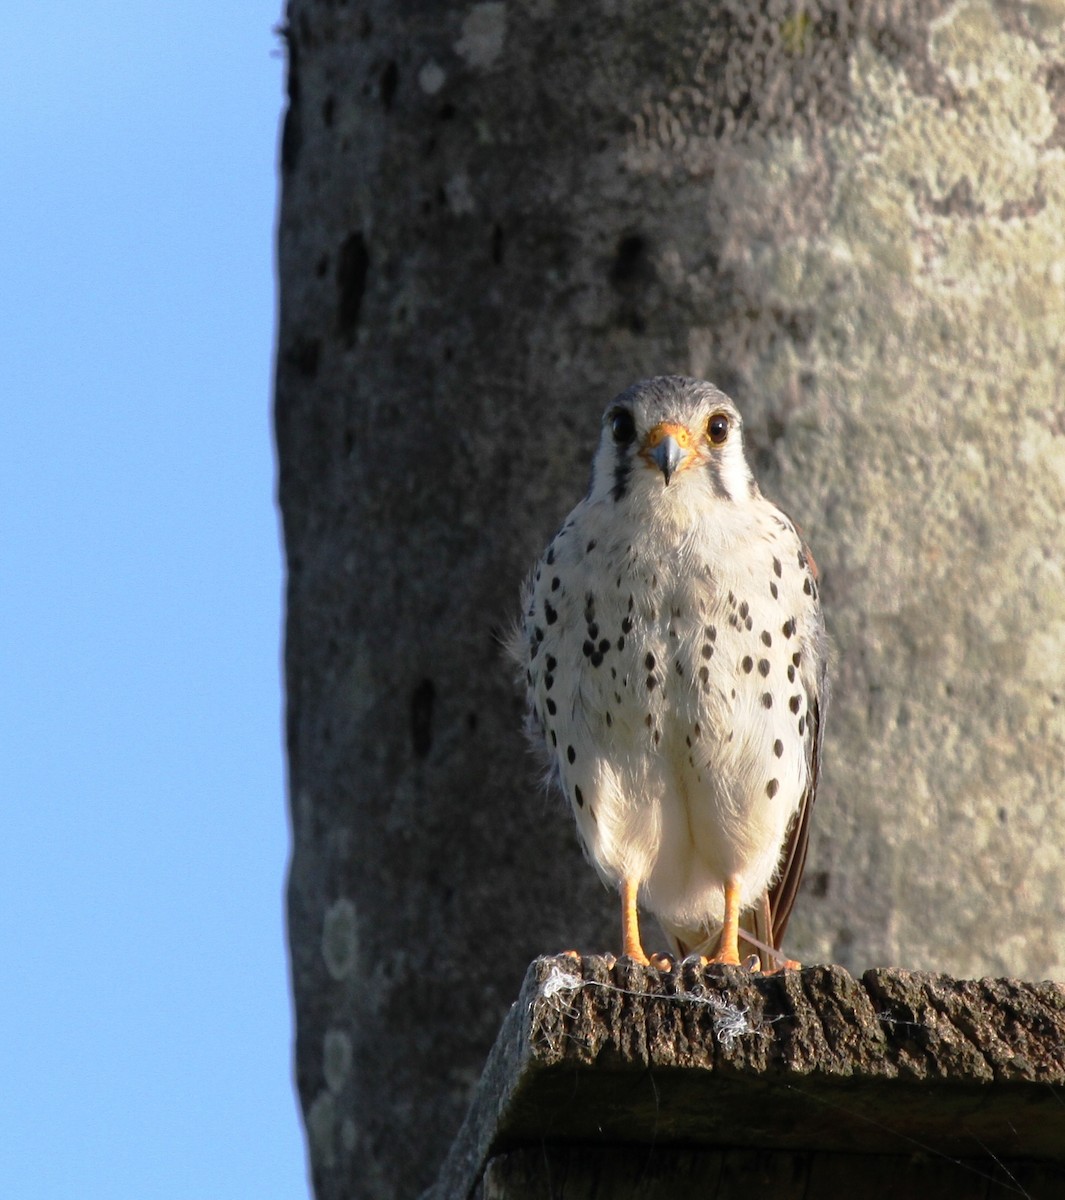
[428,956,1065,1200]
[274,2,1065,1196]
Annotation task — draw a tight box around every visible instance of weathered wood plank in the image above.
[427,956,1065,1199]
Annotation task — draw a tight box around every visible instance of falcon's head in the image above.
[588,376,756,508]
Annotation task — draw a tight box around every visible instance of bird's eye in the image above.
[707,412,730,445]
[611,409,636,444]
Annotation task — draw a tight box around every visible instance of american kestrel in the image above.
[513,377,827,968]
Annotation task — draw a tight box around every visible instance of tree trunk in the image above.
[274,2,1065,1196]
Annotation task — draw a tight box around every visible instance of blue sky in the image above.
[0,5,308,1197]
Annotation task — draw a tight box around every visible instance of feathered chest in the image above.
[521,496,817,767]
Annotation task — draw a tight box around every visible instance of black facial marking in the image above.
[705,452,733,500]
[612,445,632,501]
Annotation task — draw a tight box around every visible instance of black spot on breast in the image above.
[702,644,714,659]
[787,665,796,682]
[617,636,625,651]
[645,652,656,670]
[773,739,783,757]
[762,693,773,708]
[790,695,802,713]
[803,578,813,595]
[773,556,782,578]
[782,618,795,638]
[574,784,584,807]
[706,625,717,641]
[546,546,556,565]
[699,666,710,687]
[588,622,599,638]
[410,678,435,758]
[586,539,597,553]
[758,659,770,677]
[546,698,557,715]
[675,660,684,675]
[546,655,557,671]
[551,577,561,592]
[544,674,554,690]
[770,581,778,599]
[792,651,802,667]
[544,600,558,624]
[567,745,576,764]
[739,601,749,620]
[766,778,779,798]
[742,656,754,673]
[761,631,772,647]
[646,675,657,690]
[621,616,633,634]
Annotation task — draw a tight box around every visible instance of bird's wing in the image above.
[766,684,825,949]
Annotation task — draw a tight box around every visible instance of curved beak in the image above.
[650,435,684,485]
[642,421,694,485]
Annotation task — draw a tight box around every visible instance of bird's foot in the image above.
[764,956,802,974]
[619,947,672,971]
[699,949,743,967]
